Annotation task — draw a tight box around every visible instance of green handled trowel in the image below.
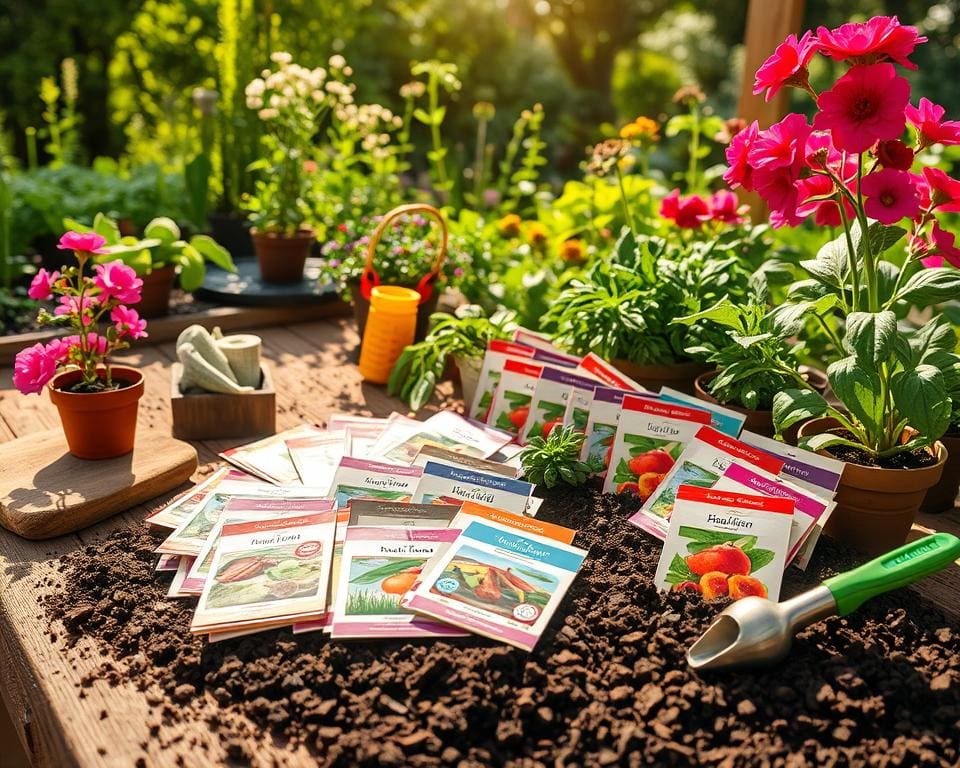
[687,532,960,671]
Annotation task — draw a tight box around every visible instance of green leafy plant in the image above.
[387,306,517,410]
[519,425,591,489]
[410,60,461,200]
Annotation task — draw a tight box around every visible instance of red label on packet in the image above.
[621,395,712,423]
[676,484,795,514]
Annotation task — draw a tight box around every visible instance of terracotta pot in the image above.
[694,371,776,437]
[798,417,946,555]
[920,432,960,514]
[48,366,145,460]
[609,359,713,395]
[349,279,440,343]
[137,264,176,319]
[251,229,315,284]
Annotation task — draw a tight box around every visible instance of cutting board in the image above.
[0,429,198,540]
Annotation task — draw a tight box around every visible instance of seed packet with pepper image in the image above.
[658,387,746,438]
[601,395,712,497]
[485,358,544,436]
[330,527,469,639]
[190,508,337,634]
[518,366,601,446]
[412,461,534,515]
[580,387,656,475]
[629,426,785,541]
[654,485,794,603]
[401,516,588,651]
[468,340,537,421]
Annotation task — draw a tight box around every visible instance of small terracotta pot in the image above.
[252,228,315,284]
[48,366,145,460]
[920,432,960,514]
[610,359,713,395]
[798,417,946,555]
[349,278,440,343]
[137,264,176,319]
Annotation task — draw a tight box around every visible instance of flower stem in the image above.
[614,164,638,243]
[855,153,878,312]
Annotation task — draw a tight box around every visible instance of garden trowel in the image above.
[686,532,960,671]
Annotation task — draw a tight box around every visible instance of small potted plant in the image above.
[244,53,355,283]
[14,231,148,459]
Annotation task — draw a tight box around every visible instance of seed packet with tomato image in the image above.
[519,367,601,446]
[602,396,712,497]
[412,461,534,515]
[330,527,469,639]
[629,426,785,541]
[468,340,537,422]
[654,485,794,603]
[659,387,746,438]
[580,387,656,475]
[486,358,544,436]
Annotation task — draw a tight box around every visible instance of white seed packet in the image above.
[519,366,600,446]
[412,444,518,478]
[658,387,747,437]
[371,409,512,464]
[220,424,325,484]
[286,430,347,493]
[412,461,534,515]
[512,327,564,353]
[146,467,232,529]
[468,340,536,422]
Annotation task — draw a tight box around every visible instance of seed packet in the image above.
[181,497,336,594]
[156,554,181,572]
[531,347,581,369]
[469,340,537,421]
[190,508,337,634]
[713,462,836,567]
[330,527,469,639]
[412,461,534,515]
[577,353,643,390]
[629,426,785,540]
[329,457,423,510]
[603,396,713,496]
[485,359,544,436]
[145,467,231,529]
[401,516,588,651]
[412,444,518,478]
[654,485,794,603]
[580,387,656,474]
[447,500,577,544]
[326,413,390,432]
[512,328,562,352]
[347,500,460,527]
[371,410,512,464]
[220,424,324,484]
[658,387,746,438]
[564,354,641,434]
[518,367,600,446]
[167,556,196,598]
[286,430,347,492]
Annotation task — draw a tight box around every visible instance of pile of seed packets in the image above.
[147,407,587,650]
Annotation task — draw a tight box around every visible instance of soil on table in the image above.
[45,485,959,767]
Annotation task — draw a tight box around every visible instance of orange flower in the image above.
[527,223,548,248]
[620,116,659,142]
[560,239,585,263]
[497,213,522,238]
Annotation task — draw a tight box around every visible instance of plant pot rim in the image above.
[49,365,144,396]
[142,263,177,278]
[250,227,315,240]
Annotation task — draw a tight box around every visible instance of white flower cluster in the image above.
[334,102,403,159]
[245,51,356,122]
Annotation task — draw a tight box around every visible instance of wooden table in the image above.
[0,317,957,767]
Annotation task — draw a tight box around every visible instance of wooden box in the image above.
[170,362,276,441]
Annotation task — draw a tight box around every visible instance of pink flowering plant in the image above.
[13,231,148,395]
[728,15,960,461]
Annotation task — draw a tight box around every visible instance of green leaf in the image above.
[800,431,864,453]
[894,268,960,308]
[176,243,204,292]
[409,371,437,411]
[859,222,906,259]
[190,234,236,272]
[675,299,742,330]
[843,311,897,364]
[92,213,122,244]
[349,559,423,585]
[827,356,884,438]
[144,217,181,244]
[890,364,951,440]
[746,548,775,572]
[772,388,829,432]
[768,294,838,337]
[800,232,847,290]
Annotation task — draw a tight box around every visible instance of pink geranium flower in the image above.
[110,306,149,340]
[813,63,910,153]
[920,167,960,212]
[753,31,818,102]
[93,261,143,305]
[63,333,110,356]
[754,167,805,228]
[860,168,920,224]
[875,139,914,171]
[659,189,709,229]
[905,98,960,148]
[28,268,60,300]
[57,232,108,255]
[747,113,811,171]
[723,120,759,191]
[707,190,746,224]
[44,338,74,364]
[12,343,58,395]
[816,16,927,69]
[930,221,960,268]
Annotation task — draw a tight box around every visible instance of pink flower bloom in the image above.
[796,174,855,227]
[875,139,914,171]
[57,231,108,255]
[747,113,811,172]
[111,306,149,340]
[920,168,960,212]
[816,16,927,69]
[753,166,805,228]
[707,190,746,224]
[53,294,99,317]
[28,268,60,300]
[905,98,960,148]
[659,189,709,229]
[930,221,960,268]
[93,261,143,305]
[753,31,818,102]
[860,168,920,224]
[813,63,910,153]
[44,338,74,364]
[63,333,109,356]
[12,343,58,395]
[723,120,759,191]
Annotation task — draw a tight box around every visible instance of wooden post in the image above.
[736,0,807,220]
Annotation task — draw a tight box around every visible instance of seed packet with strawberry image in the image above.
[468,340,537,421]
[486,358,544,435]
[654,485,794,603]
[330,527,469,639]
[602,396,711,497]
[658,387,746,438]
[519,367,601,446]
[412,461,534,515]
[629,426,785,541]
[580,387,655,475]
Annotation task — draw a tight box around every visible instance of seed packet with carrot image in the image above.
[654,485,794,603]
[485,359,544,436]
[602,396,712,498]
[519,367,600,446]
[469,340,537,421]
[580,387,654,475]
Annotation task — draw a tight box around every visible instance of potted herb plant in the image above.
[244,53,354,283]
[14,231,148,459]
[65,214,235,318]
[732,15,960,553]
[387,305,517,410]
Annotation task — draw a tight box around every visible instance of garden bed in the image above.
[47,484,959,767]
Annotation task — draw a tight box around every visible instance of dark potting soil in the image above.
[822,428,939,470]
[45,486,959,767]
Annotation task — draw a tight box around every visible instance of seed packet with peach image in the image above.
[485,358,544,436]
[654,485,794,603]
[602,396,712,497]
